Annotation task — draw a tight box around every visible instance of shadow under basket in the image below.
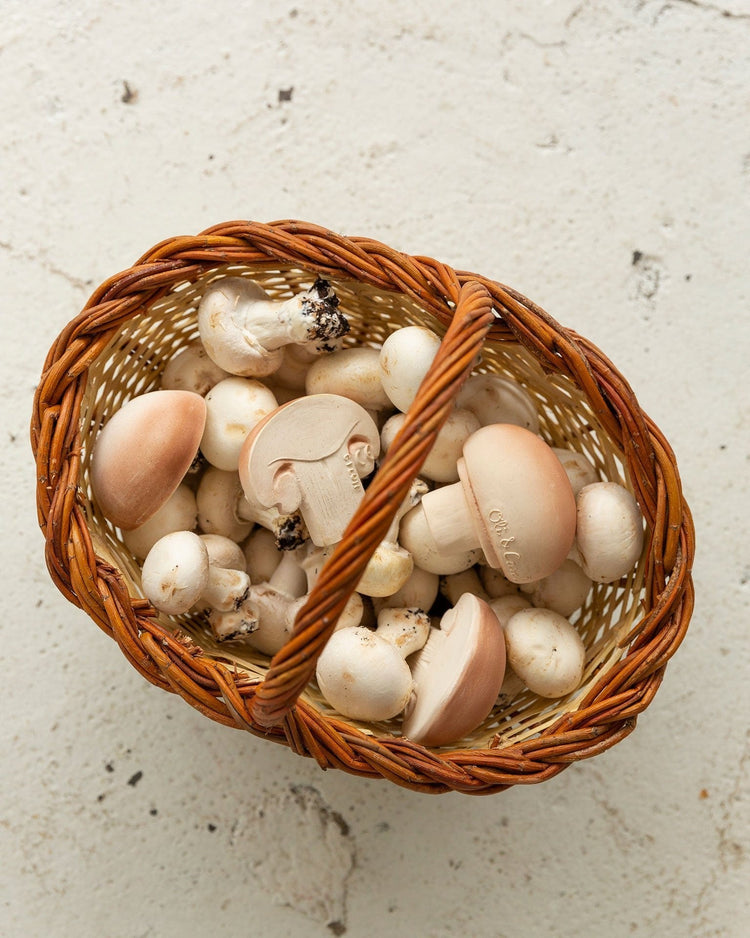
[31,220,695,795]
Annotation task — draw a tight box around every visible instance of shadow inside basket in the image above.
[78,264,647,752]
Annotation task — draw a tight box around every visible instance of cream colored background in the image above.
[2,1,748,936]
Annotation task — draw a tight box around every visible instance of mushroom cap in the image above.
[356,542,414,598]
[160,340,229,396]
[122,483,198,561]
[141,531,209,615]
[373,565,440,615]
[382,410,480,485]
[460,424,576,582]
[196,467,254,543]
[504,607,585,698]
[199,534,247,572]
[551,448,599,498]
[305,346,391,410]
[488,593,531,628]
[402,593,506,747]
[575,482,645,583]
[200,376,278,471]
[378,326,442,413]
[457,373,540,433]
[315,627,413,722]
[530,559,592,617]
[91,390,206,530]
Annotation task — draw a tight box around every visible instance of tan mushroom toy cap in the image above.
[402,593,506,747]
[91,390,207,530]
[239,393,380,547]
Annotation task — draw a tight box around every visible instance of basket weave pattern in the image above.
[31,220,695,794]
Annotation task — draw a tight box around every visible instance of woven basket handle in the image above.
[250,280,496,728]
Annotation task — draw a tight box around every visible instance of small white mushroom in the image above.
[242,527,283,583]
[160,340,229,395]
[122,483,197,561]
[315,626,414,722]
[504,607,585,698]
[575,482,645,583]
[305,346,392,411]
[530,559,592,617]
[552,448,599,498]
[141,531,209,615]
[439,567,488,607]
[374,607,431,658]
[199,534,251,613]
[273,341,340,391]
[380,408,480,484]
[199,533,247,573]
[90,390,207,530]
[200,377,278,471]
[457,373,540,433]
[402,593,506,747]
[488,593,532,628]
[378,325,442,413]
[372,565,440,615]
[198,276,349,377]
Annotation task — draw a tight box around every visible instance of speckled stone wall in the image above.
[2,1,748,936]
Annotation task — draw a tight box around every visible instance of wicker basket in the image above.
[31,220,695,795]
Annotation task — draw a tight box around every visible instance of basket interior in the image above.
[79,264,646,751]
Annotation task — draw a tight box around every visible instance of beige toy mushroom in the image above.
[90,390,207,530]
[402,593,506,747]
[239,394,380,547]
[399,500,484,575]
[198,276,349,377]
[401,424,576,584]
[504,607,585,698]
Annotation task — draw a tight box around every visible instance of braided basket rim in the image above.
[30,219,695,795]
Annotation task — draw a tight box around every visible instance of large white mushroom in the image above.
[575,482,645,583]
[503,607,586,698]
[199,377,278,471]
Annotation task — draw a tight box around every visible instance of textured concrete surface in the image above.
[2,1,749,936]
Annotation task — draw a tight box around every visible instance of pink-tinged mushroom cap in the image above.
[402,593,506,747]
[91,390,206,530]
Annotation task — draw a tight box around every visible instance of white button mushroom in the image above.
[198,276,349,377]
[315,611,430,722]
[488,593,531,628]
[504,607,585,698]
[242,527,283,583]
[478,564,521,599]
[380,408,481,484]
[199,377,279,472]
[575,482,645,583]
[378,325,442,413]
[239,394,380,547]
[273,340,341,392]
[160,339,229,396]
[90,390,207,530]
[530,559,592,617]
[439,567,488,607]
[552,448,599,498]
[457,373,540,434]
[122,483,198,561]
[141,531,210,615]
[305,346,392,411]
[402,593,506,747]
[372,565,440,616]
[404,424,576,583]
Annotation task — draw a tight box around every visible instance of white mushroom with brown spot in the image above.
[575,482,645,583]
[90,390,207,530]
[315,611,430,722]
[198,276,349,377]
[199,377,278,471]
[504,607,586,698]
[160,340,229,396]
[402,592,506,747]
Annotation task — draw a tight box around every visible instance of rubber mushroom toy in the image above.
[401,424,576,584]
[90,390,206,530]
[355,479,427,598]
[457,373,540,434]
[122,483,197,561]
[199,377,278,471]
[402,592,506,747]
[399,501,483,575]
[378,325,442,413]
[239,394,380,547]
[380,408,480,484]
[574,482,645,583]
[315,611,430,722]
[160,339,229,396]
[196,467,307,549]
[305,346,392,412]
[504,607,586,698]
[198,276,349,377]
